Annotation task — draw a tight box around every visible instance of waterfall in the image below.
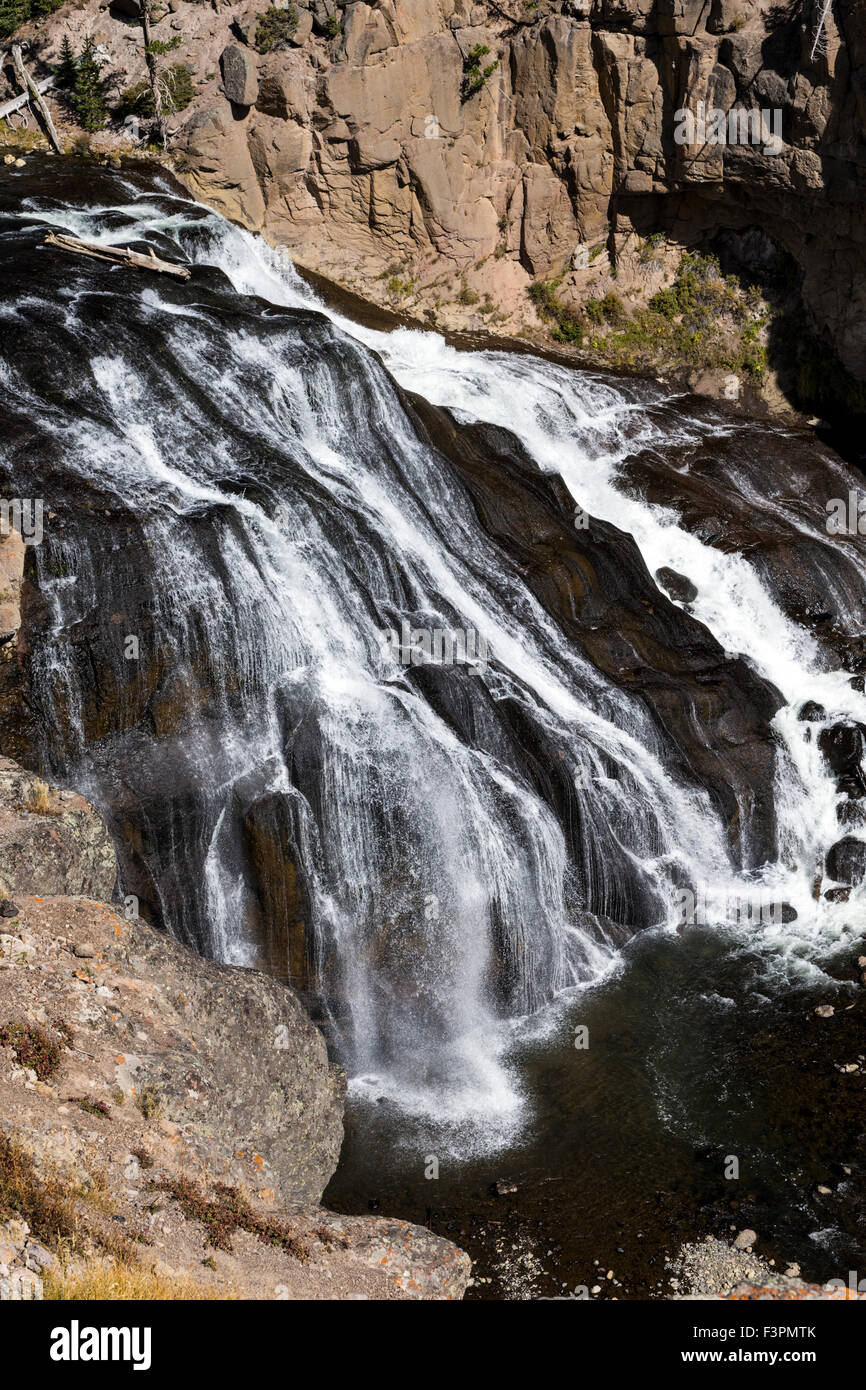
[1,164,864,1145]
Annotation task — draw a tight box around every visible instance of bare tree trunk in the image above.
[140,0,168,146]
[10,45,62,153]
[0,75,54,122]
[810,0,834,61]
[44,230,191,279]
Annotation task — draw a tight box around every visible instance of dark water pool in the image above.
[325,924,866,1298]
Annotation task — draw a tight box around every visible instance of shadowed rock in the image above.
[825,836,866,886]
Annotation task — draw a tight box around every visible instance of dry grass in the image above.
[0,1130,78,1249]
[0,1132,150,1263]
[135,1085,162,1121]
[44,1260,237,1301]
[152,1174,348,1260]
[22,778,58,816]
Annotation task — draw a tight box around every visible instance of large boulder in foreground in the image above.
[0,893,471,1296]
[1,893,344,1206]
[0,757,117,901]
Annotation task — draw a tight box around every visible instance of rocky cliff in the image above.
[6,0,864,417]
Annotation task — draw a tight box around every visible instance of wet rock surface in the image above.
[409,393,783,869]
[654,566,698,605]
[619,409,866,672]
[825,836,866,887]
[819,722,866,785]
[0,166,794,994]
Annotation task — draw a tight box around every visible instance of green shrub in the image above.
[255,3,298,54]
[600,291,627,324]
[530,279,584,345]
[135,1086,162,1121]
[530,249,768,377]
[462,43,497,99]
[0,0,30,39]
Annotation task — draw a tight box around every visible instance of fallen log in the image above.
[0,75,53,121]
[43,230,192,281]
[10,45,62,154]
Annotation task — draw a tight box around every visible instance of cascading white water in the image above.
[4,175,866,1150]
[179,204,866,935]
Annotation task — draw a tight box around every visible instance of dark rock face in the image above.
[837,801,866,829]
[242,791,314,992]
[655,567,698,605]
[798,701,826,723]
[825,837,866,887]
[0,757,117,901]
[818,723,866,781]
[619,411,866,674]
[823,885,851,903]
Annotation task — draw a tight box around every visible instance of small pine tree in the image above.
[73,36,108,133]
[0,0,29,40]
[55,34,78,91]
[255,4,298,54]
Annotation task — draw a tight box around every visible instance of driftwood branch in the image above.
[0,74,53,121]
[43,231,192,281]
[10,44,62,153]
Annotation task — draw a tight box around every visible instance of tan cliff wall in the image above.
[6,0,866,401]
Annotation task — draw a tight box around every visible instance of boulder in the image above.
[655,566,698,604]
[818,722,866,776]
[798,700,826,723]
[290,8,313,44]
[311,0,338,34]
[220,43,259,108]
[825,836,866,886]
[0,893,471,1296]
